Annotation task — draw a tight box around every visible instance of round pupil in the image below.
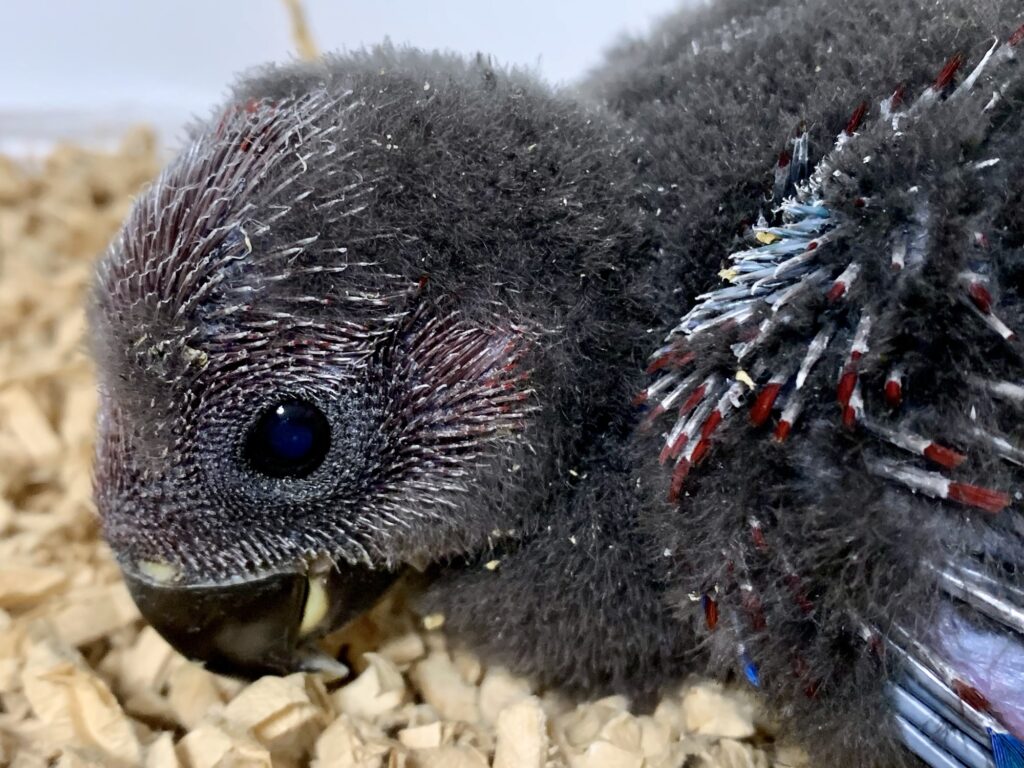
[246,400,330,478]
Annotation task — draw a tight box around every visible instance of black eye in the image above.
[245,400,331,479]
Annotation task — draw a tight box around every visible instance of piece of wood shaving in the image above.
[20,659,141,766]
[492,696,547,768]
[409,653,480,724]
[682,685,757,740]
[0,566,67,610]
[165,663,227,731]
[50,582,140,647]
[143,732,181,768]
[568,740,644,768]
[334,652,408,720]
[313,714,391,768]
[221,673,331,762]
[176,724,272,768]
[479,666,532,725]
[398,721,444,750]
[408,744,489,768]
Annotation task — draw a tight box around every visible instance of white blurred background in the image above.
[0,0,687,154]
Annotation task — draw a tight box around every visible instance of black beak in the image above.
[122,562,397,678]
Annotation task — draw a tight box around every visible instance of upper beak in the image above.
[121,560,397,678]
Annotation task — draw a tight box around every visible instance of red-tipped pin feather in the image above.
[668,460,691,502]
[647,349,694,374]
[837,370,858,407]
[933,52,965,91]
[826,281,847,302]
[968,282,993,313]
[923,443,966,469]
[659,432,688,465]
[952,679,992,712]
[751,523,768,552]
[700,410,723,440]
[680,384,709,416]
[827,263,860,302]
[845,101,869,135]
[690,438,712,466]
[842,384,863,429]
[750,383,783,426]
[842,404,857,428]
[1010,23,1024,47]
[891,84,906,109]
[947,482,1010,514]
[703,596,719,630]
[774,419,792,442]
[885,371,903,408]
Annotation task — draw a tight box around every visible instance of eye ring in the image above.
[245,399,331,479]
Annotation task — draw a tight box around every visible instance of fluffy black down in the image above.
[89,2,1024,767]
[430,1,1024,766]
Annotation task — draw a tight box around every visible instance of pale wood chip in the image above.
[0,657,21,692]
[478,666,531,725]
[451,648,483,686]
[221,673,329,761]
[493,696,547,768]
[176,724,272,768]
[636,715,672,759]
[54,749,106,767]
[0,387,62,466]
[651,697,685,741]
[20,659,141,767]
[420,612,445,631]
[166,663,226,730]
[313,714,390,768]
[398,721,443,750]
[117,625,178,697]
[567,739,644,768]
[0,497,13,534]
[376,631,426,668]
[333,652,407,719]
[555,697,630,751]
[144,732,181,768]
[407,744,488,768]
[408,654,479,724]
[772,744,810,767]
[51,582,140,647]
[682,685,756,740]
[0,566,67,610]
[597,712,642,753]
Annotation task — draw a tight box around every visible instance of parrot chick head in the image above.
[89,50,647,677]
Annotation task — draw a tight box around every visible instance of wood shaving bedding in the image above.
[0,133,804,768]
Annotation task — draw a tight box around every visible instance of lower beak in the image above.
[121,561,397,678]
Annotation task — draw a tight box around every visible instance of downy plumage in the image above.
[90,2,1024,766]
